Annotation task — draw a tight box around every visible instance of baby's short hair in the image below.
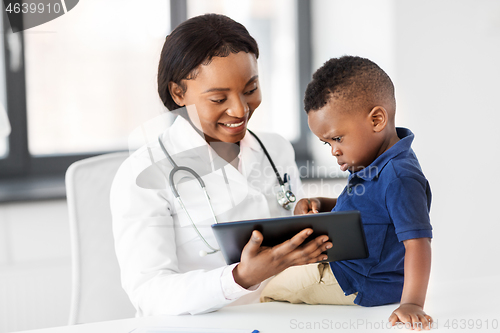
[304,56,395,114]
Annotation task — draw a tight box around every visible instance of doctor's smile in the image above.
[220,119,245,128]
[219,118,248,135]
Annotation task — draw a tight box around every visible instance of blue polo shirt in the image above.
[330,127,432,307]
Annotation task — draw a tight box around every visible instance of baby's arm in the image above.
[293,197,337,215]
[389,237,433,330]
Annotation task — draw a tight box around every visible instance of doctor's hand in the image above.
[232,229,332,289]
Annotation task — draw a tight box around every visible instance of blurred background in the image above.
[0,0,499,331]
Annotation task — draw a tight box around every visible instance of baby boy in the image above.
[260,56,433,330]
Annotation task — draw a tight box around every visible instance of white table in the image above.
[15,275,500,332]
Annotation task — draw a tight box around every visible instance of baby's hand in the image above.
[389,303,433,330]
[293,198,320,215]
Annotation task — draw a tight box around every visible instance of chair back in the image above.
[66,152,136,325]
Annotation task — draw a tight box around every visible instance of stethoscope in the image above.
[157,129,296,257]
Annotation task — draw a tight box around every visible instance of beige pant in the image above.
[260,263,357,305]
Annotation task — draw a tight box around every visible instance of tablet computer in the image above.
[211,210,368,265]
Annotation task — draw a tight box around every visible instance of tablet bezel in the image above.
[211,210,368,265]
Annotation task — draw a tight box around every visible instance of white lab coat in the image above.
[110,116,303,316]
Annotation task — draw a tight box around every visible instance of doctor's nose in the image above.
[226,96,249,118]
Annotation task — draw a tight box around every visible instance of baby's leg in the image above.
[260,263,357,305]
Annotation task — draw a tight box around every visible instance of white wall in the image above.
[312,0,500,284]
[394,0,500,281]
[310,0,398,177]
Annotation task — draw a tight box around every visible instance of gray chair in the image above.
[66,152,136,325]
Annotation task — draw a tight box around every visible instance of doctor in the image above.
[110,13,332,316]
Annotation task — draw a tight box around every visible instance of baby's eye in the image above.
[322,141,331,146]
[333,137,342,142]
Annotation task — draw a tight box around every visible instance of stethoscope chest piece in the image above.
[275,173,296,210]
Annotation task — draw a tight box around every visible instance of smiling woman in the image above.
[110,13,332,317]
[157,13,262,163]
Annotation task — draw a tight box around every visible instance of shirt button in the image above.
[348,187,352,193]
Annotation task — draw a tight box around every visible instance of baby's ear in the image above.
[369,106,388,132]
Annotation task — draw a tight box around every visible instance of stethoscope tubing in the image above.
[246,129,285,187]
[158,135,220,254]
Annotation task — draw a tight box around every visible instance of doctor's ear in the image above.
[168,82,186,107]
[368,106,388,133]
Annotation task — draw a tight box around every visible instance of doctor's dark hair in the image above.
[157,14,259,111]
[304,56,395,113]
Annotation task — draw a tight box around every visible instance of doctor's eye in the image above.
[244,87,258,95]
[211,98,227,104]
